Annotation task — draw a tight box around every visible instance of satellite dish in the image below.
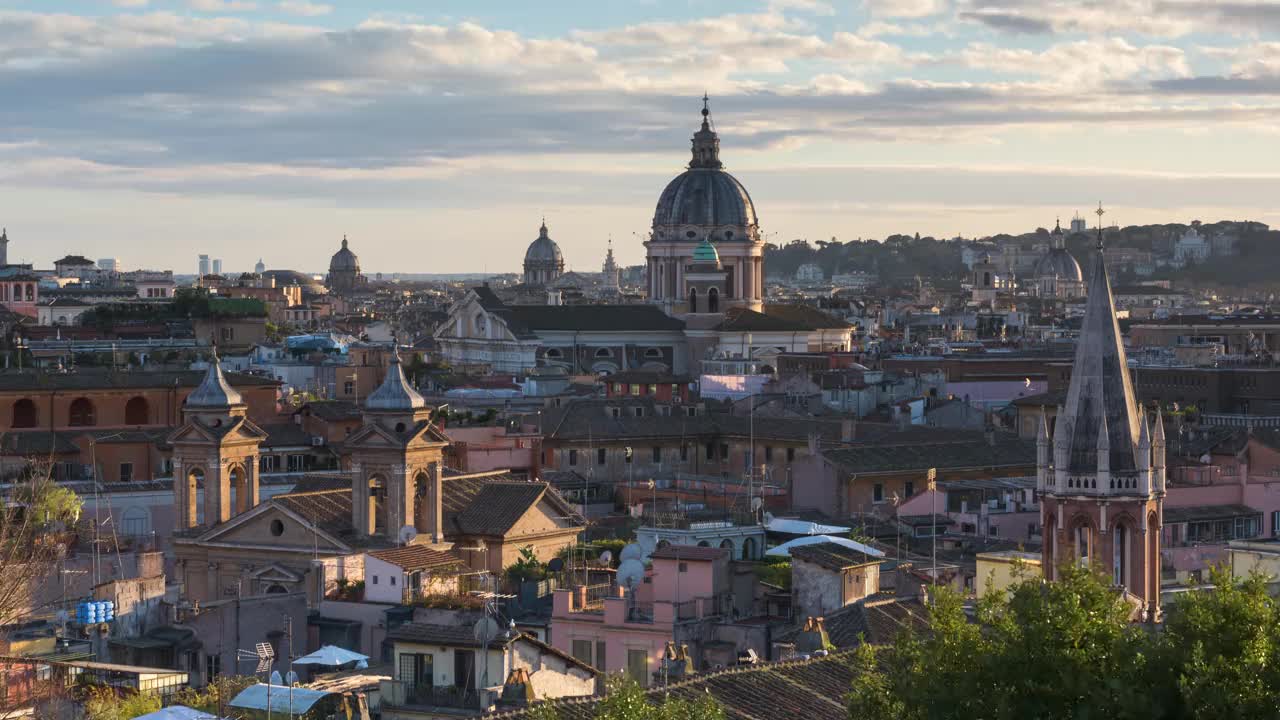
[473,617,500,645]
[547,557,565,573]
[619,543,643,563]
[598,550,613,567]
[763,512,775,526]
[270,670,283,685]
[286,671,299,685]
[617,559,645,590]
[398,525,419,545]
[750,496,763,512]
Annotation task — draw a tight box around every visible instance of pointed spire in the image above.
[1094,202,1106,249]
[1138,410,1151,472]
[1096,413,1111,483]
[366,347,426,411]
[186,351,243,408]
[1153,407,1166,446]
[539,218,549,238]
[1037,408,1050,445]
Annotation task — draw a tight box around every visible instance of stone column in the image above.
[207,457,231,526]
[246,455,260,510]
[206,562,219,601]
[426,461,443,543]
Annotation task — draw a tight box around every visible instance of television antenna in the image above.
[237,641,276,674]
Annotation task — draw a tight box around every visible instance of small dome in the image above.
[186,354,243,408]
[330,236,360,273]
[366,350,425,411]
[692,237,721,264]
[1035,247,1083,282]
[524,221,563,265]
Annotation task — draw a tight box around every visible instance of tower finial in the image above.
[342,234,348,250]
[1094,202,1106,249]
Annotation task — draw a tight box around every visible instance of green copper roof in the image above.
[692,237,720,264]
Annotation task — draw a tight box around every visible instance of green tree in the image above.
[849,563,1280,720]
[1155,567,1280,718]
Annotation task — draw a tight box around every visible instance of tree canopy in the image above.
[848,562,1280,720]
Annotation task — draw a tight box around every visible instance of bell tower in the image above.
[1038,210,1165,621]
[169,353,266,531]
[345,351,450,544]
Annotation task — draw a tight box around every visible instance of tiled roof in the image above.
[650,544,727,562]
[714,305,850,333]
[367,546,463,572]
[507,305,686,333]
[297,401,362,421]
[823,431,1036,474]
[789,542,883,571]
[273,488,362,538]
[775,595,931,649]
[492,651,860,720]
[452,481,578,537]
[542,399,847,443]
[260,423,314,448]
[1163,504,1260,524]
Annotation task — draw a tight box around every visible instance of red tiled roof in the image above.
[650,545,727,562]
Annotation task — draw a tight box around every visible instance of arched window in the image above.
[12,399,37,428]
[68,397,95,427]
[1113,522,1129,589]
[594,348,613,359]
[741,536,757,560]
[707,288,719,313]
[983,271,991,287]
[368,476,387,536]
[688,287,698,313]
[644,348,664,360]
[125,396,149,425]
[545,348,563,360]
[265,584,288,594]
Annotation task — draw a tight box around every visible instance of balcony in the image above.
[380,680,484,711]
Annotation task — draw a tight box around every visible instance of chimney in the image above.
[499,668,536,707]
[919,584,929,605]
[794,617,830,655]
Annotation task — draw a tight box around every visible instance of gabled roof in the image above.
[449,479,579,537]
[789,541,883,571]
[366,545,463,572]
[387,625,599,675]
[774,595,930,649]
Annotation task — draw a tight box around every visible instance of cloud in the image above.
[276,1,331,16]
[189,0,259,12]
[113,0,151,7]
[957,0,1280,38]
[955,38,1191,88]
[864,0,948,18]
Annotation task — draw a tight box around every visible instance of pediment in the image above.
[250,563,303,583]
[195,501,350,553]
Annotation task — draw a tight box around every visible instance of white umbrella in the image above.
[131,707,221,720]
[765,534,885,558]
[291,644,370,667]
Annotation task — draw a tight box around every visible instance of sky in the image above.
[1,1,1279,274]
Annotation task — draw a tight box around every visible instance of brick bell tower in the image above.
[1037,207,1165,621]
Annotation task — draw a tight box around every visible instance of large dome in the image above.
[524,221,563,265]
[651,95,758,238]
[1035,248,1083,281]
[653,169,757,231]
[330,236,360,273]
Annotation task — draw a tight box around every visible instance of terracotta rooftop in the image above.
[366,545,463,572]
[789,542,883,571]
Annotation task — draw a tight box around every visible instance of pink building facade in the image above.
[549,546,736,686]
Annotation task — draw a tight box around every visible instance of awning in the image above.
[765,517,851,536]
[230,684,330,714]
[766,534,885,559]
[292,645,369,667]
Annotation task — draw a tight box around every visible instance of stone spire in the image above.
[1057,208,1141,478]
[186,351,243,408]
[365,349,426,411]
[689,93,723,170]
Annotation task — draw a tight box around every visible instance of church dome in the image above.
[330,236,360,273]
[524,221,563,266]
[1035,248,1083,281]
[692,237,721,265]
[652,97,758,236]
